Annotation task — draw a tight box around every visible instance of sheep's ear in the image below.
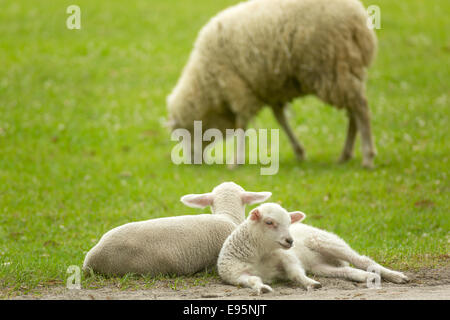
[290,211,306,224]
[249,208,262,221]
[241,191,271,205]
[180,193,214,208]
[164,118,176,129]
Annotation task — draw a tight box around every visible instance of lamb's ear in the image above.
[249,208,262,221]
[241,191,272,205]
[180,193,214,208]
[290,211,306,224]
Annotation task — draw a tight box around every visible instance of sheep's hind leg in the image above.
[236,274,273,295]
[338,110,357,163]
[351,95,377,168]
[306,236,408,284]
[272,106,305,161]
[310,264,379,284]
[332,251,409,284]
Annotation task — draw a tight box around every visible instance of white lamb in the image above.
[218,203,321,294]
[167,0,378,168]
[83,182,271,277]
[218,203,408,294]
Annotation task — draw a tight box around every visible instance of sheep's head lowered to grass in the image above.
[166,0,378,168]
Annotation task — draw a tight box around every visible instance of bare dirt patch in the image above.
[6,266,450,300]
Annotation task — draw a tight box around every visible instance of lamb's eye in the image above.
[265,221,273,225]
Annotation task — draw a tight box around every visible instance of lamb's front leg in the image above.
[237,274,273,295]
[280,252,321,290]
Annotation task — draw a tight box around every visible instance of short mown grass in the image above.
[0,0,448,295]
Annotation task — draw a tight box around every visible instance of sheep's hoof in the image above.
[226,163,240,170]
[294,150,306,161]
[83,267,95,278]
[306,281,322,291]
[253,284,273,295]
[362,159,375,169]
[261,284,273,293]
[338,153,353,163]
[362,149,377,169]
[385,271,409,284]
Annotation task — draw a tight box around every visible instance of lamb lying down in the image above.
[83,182,271,277]
[218,203,408,294]
[218,203,321,294]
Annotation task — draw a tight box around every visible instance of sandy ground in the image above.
[7,266,450,300]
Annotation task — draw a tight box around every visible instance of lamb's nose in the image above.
[286,238,294,245]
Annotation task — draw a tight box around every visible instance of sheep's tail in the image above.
[353,8,378,67]
[357,29,377,68]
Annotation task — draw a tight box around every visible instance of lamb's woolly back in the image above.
[83,182,271,277]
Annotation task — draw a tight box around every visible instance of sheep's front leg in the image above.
[272,106,305,161]
[280,253,321,290]
[227,115,247,170]
[237,274,273,295]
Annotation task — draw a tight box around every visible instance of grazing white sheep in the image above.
[167,0,378,168]
[83,182,271,277]
[218,203,321,294]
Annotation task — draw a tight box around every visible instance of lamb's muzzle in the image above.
[281,237,294,249]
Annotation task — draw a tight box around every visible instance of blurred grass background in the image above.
[0,0,448,293]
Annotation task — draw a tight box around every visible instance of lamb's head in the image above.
[248,203,305,250]
[180,182,272,223]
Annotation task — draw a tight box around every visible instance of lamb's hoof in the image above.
[306,281,322,291]
[385,272,409,284]
[83,267,95,278]
[365,272,382,286]
[253,284,273,295]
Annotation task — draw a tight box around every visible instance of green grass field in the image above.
[0,0,448,294]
